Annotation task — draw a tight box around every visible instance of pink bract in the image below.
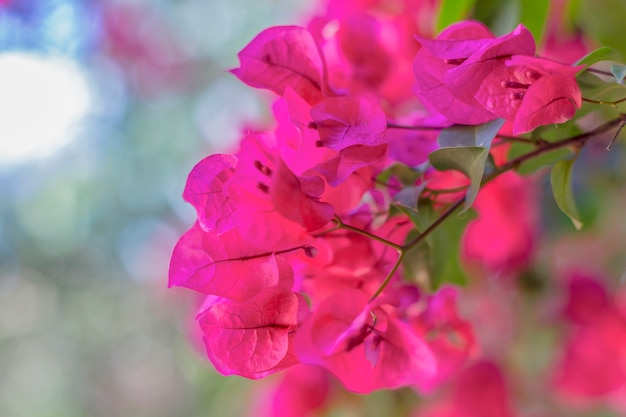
[309,96,387,150]
[412,20,499,124]
[168,223,294,300]
[295,289,437,393]
[474,55,582,135]
[198,287,307,378]
[183,154,237,234]
[231,26,327,104]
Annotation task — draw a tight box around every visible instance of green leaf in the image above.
[404,201,476,289]
[519,0,550,46]
[436,0,476,32]
[376,163,424,186]
[550,158,583,230]
[429,118,505,212]
[392,183,429,213]
[573,46,619,68]
[610,64,626,84]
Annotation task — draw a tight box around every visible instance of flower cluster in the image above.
[169,0,626,412]
[413,20,582,135]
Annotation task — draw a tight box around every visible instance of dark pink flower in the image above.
[553,274,626,399]
[183,154,237,234]
[168,223,294,300]
[231,26,327,104]
[248,365,331,417]
[197,286,308,378]
[443,24,536,105]
[295,289,437,393]
[473,55,583,134]
[412,287,476,393]
[309,96,387,150]
[462,172,538,275]
[413,20,500,124]
[413,361,517,417]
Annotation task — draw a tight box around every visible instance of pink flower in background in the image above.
[552,274,626,401]
[462,171,538,275]
[412,287,476,393]
[413,361,517,417]
[250,365,331,417]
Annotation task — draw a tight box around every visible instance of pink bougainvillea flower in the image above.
[295,289,437,393]
[169,223,294,300]
[412,287,476,393]
[473,55,583,135]
[413,361,517,417]
[462,171,538,275]
[249,364,331,417]
[228,133,334,239]
[183,154,237,234]
[231,26,327,104]
[444,24,536,105]
[309,96,387,150]
[269,159,335,231]
[552,274,626,399]
[310,143,388,186]
[197,286,308,378]
[101,2,189,96]
[279,89,383,211]
[336,13,392,88]
[413,20,499,124]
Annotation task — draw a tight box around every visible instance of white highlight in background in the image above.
[0,52,91,165]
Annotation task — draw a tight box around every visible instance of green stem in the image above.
[386,122,447,131]
[367,113,626,301]
[369,250,405,303]
[333,215,403,251]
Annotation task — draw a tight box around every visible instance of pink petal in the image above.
[445,24,536,105]
[270,159,334,231]
[413,287,475,393]
[183,154,237,234]
[311,143,387,186]
[232,26,326,104]
[462,172,537,274]
[169,223,294,300]
[310,96,387,150]
[198,286,303,378]
[513,73,581,135]
[337,13,391,87]
[295,289,437,393]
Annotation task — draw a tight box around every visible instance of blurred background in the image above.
[0,0,315,416]
[2,0,626,416]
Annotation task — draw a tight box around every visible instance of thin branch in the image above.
[387,122,448,131]
[369,251,405,302]
[333,215,403,251]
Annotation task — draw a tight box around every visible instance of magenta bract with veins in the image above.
[198,286,307,379]
[475,55,582,134]
[310,96,387,150]
[295,289,437,393]
[412,287,476,393]
[413,20,498,124]
[183,154,237,234]
[444,24,536,104]
[231,26,327,104]
[169,223,294,300]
